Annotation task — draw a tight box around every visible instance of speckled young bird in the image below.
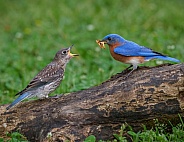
[6,45,78,110]
[98,34,180,78]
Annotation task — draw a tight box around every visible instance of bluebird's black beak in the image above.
[100,39,107,43]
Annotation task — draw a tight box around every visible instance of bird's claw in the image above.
[122,74,130,80]
[123,68,135,80]
[49,94,62,99]
[121,65,133,74]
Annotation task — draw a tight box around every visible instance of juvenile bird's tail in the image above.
[155,56,180,62]
[6,92,31,110]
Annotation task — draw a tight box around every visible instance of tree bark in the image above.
[0,63,184,142]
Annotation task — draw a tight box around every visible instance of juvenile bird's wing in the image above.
[16,64,64,96]
[114,41,163,57]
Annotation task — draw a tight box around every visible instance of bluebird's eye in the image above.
[62,50,67,54]
[108,37,112,41]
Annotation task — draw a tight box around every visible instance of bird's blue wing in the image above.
[6,92,31,110]
[114,41,161,57]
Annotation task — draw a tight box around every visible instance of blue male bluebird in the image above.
[6,45,78,110]
[96,34,180,78]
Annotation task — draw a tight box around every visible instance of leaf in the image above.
[84,135,96,142]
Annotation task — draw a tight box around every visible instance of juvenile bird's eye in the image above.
[108,37,112,41]
[62,50,67,54]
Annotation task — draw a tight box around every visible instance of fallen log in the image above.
[0,63,184,142]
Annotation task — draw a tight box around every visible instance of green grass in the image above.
[0,0,184,105]
[2,117,184,142]
[1,132,28,142]
[84,118,184,142]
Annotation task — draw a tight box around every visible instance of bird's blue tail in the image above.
[155,56,180,62]
[6,92,30,110]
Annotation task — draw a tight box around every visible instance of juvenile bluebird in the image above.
[6,45,78,110]
[96,34,180,78]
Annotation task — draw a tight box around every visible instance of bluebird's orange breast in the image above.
[109,44,145,64]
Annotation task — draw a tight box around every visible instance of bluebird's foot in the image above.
[123,66,139,80]
[49,94,62,99]
[123,69,134,80]
[121,65,133,74]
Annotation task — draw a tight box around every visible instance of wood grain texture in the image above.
[0,63,184,142]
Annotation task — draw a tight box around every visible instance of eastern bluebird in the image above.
[96,34,180,78]
[6,45,78,110]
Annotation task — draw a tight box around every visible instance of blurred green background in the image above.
[0,0,184,105]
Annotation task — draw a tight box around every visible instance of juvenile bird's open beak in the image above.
[96,40,107,49]
[69,52,79,57]
[68,45,79,57]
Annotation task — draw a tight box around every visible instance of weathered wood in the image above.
[0,63,184,142]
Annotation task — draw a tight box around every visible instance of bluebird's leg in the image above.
[123,64,138,79]
[121,65,133,74]
[49,94,62,99]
